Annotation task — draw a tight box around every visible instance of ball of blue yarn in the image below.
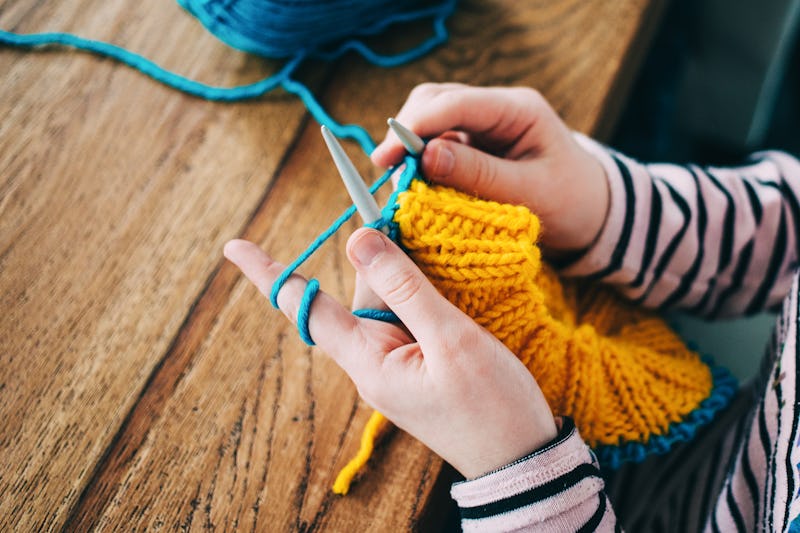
[0,0,455,147]
[1,0,455,112]
[178,0,448,59]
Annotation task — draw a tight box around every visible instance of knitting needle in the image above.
[320,125,388,234]
[321,125,390,314]
[387,117,425,156]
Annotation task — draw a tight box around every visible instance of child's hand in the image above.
[224,230,557,479]
[372,83,609,252]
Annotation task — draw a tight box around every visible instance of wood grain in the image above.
[1,0,663,530]
[0,0,325,529]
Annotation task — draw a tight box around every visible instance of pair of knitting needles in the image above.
[321,118,424,229]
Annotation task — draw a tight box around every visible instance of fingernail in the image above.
[425,142,454,178]
[353,231,386,266]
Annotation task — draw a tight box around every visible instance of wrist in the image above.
[456,416,570,480]
[555,133,633,276]
[456,415,559,480]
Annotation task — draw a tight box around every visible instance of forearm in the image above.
[561,136,800,317]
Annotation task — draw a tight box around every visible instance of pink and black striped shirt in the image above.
[450,136,800,532]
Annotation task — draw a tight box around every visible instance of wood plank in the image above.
[0,0,328,530]
[64,0,664,530]
[70,125,445,531]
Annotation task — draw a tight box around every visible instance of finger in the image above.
[438,130,471,145]
[370,82,467,167]
[224,239,370,376]
[396,86,547,147]
[372,85,554,167]
[346,228,462,346]
[390,163,406,190]
[422,137,534,208]
[352,273,388,312]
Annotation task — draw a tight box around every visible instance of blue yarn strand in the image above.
[269,164,396,307]
[280,77,376,153]
[274,155,419,345]
[0,29,301,101]
[297,278,320,345]
[269,202,358,309]
[352,309,400,322]
[313,0,456,67]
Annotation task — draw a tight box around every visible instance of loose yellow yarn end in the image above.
[332,410,388,495]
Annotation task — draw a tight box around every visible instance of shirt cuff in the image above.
[450,417,614,532]
[555,133,641,282]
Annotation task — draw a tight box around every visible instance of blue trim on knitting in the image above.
[594,361,739,469]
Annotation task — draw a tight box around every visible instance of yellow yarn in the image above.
[333,178,713,493]
[332,411,389,495]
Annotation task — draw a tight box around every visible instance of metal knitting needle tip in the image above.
[321,125,386,232]
[387,117,425,156]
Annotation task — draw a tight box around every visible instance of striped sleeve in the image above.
[450,418,617,532]
[562,134,800,317]
[707,271,800,531]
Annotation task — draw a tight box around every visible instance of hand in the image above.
[224,230,557,479]
[371,83,609,252]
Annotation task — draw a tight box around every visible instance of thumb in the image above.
[346,228,460,346]
[422,138,532,207]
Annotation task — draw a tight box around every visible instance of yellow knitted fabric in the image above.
[333,178,713,494]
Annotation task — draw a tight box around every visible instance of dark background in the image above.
[613,0,799,163]
[612,0,799,380]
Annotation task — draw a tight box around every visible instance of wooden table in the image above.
[0,0,664,530]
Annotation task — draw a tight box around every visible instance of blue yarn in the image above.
[271,155,419,345]
[268,166,394,308]
[279,77,377,153]
[0,0,456,111]
[297,278,320,345]
[352,309,400,322]
[179,0,457,63]
[0,29,301,102]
